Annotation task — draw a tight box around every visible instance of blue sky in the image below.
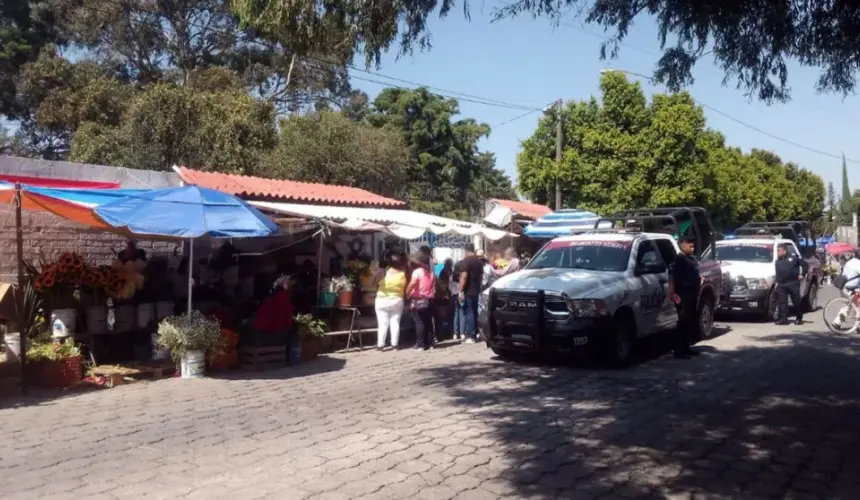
[350,5,860,199]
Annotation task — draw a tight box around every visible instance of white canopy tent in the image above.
[250,201,516,241]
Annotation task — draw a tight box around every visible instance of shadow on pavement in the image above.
[209,355,347,381]
[417,330,860,498]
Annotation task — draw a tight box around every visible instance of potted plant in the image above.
[295,314,327,363]
[331,275,354,307]
[156,311,224,379]
[6,279,44,363]
[27,338,82,388]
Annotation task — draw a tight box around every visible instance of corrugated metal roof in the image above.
[178,167,405,207]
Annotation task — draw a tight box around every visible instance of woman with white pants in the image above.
[376,251,407,350]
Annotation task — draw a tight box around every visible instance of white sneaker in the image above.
[465,338,476,344]
[455,334,461,341]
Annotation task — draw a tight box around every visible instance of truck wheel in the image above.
[764,288,779,322]
[803,282,819,312]
[603,317,635,369]
[697,297,715,340]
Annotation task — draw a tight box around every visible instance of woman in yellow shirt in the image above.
[375,251,407,350]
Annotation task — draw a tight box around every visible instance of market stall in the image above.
[250,201,517,348]
[0,183,310,388]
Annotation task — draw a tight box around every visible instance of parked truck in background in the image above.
[709,221,822,320]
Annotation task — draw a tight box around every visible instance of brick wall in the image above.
[0,204,179,284]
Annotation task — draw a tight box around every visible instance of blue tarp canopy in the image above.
[524,209,606,239]
[94,185,279,239]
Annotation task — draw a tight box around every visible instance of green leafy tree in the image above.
[367,87,515,218]
[264,111,410,199]
[70,82,277,174]
[828,182,837,223]
[517,73,825,229]
[841,154,854,222]
[0,0,64,117]
[234,0,860,102]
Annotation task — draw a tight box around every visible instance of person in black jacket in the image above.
[774,244,809,325]
[669,236,701,359]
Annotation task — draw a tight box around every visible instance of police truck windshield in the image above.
[527,240,632,272]
[713,243,773,263]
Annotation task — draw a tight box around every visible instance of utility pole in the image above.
[553,99,563,211]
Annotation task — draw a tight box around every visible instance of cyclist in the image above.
[832,249,860,328]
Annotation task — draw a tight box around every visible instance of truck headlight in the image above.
[567,299,609,317]
[746,278,768,290]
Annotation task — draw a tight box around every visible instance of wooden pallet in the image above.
[239,345,286,372]
[89,361,176,388]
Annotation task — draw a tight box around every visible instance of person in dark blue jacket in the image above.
[774,244,809,325]
[669,236,701,359]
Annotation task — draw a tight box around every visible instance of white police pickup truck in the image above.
[479,230,721,368]
[708,221,821,320]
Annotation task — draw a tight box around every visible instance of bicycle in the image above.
[823,275,860,334]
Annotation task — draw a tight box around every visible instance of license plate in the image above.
[748,301,758,308]
[573,336,588,346]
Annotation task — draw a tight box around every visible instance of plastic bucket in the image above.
[3,332,20,363]
[51,309,77,338]
[319,292,337,306]
[180,350,205,379]
[137,303,155,329]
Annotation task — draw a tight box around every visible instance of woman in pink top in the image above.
[406,251,436,350]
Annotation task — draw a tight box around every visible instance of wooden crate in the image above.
[239,345,286,372]
[89,361,176,388]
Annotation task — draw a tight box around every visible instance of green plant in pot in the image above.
[27,338,82,388]
[295,314,326,339]
[156,311,224,379]
[294,314,326,362]
[331,275,354,306]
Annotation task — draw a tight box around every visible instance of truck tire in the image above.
[602,316,635,369]
[803,282,819,312]
[697,296,715,340]
[764,287,779,322]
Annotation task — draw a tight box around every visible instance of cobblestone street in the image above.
[3,288,860,499]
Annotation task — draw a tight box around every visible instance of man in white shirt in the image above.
[833,250,860,328]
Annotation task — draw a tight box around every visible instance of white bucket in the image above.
[4,332,20,363]
[180,350,205,379]
[155,301,174,320]
[51,309,77,338]
[151,333,170,361]
[137,303,156,329]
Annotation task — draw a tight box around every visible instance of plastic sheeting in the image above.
[251,201,514,241]
[94,186,279,238]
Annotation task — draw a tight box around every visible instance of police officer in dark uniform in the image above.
[669,236,700,359]
[774,244,808,325]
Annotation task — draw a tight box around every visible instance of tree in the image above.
[265,111,410,198]
[841,154,853,222]
[60,0,349,113]
[517,72,825,229]
[234,0,860,102]
[367,87,515,218]
[70,82,277,173]
[828,182,837,223]
[0,0,64,117]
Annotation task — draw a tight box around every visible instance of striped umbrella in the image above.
[523,209,606,239]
